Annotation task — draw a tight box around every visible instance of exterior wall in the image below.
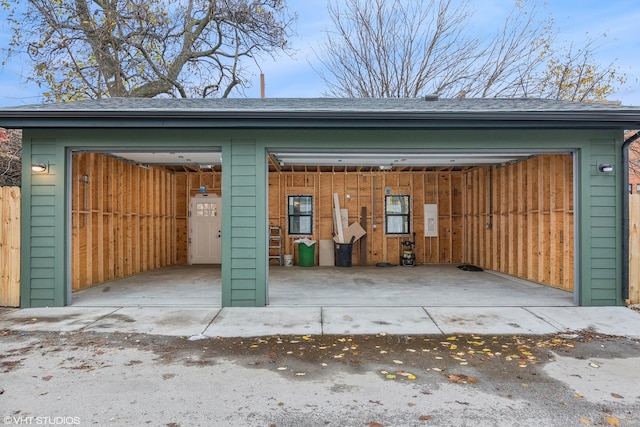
[19,127,625,307]
[21,137,66,307]
[222,140,267,307]
[577,138,623,306]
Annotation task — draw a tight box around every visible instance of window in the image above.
[288,195,313,235]
[385,195,410,234]
[196,202,217,217]
[637,184,640,194]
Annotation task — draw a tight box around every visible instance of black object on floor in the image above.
[376,262,396,267]
[457,264,484,272]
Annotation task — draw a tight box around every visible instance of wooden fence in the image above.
[1,187,640,307]
[0,186,20,307]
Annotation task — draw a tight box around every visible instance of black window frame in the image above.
[384,194,411,235]
[287,195,313,235]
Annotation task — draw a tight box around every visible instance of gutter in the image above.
[623,130,640,301]
[0,108,640,129]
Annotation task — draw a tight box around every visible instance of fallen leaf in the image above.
[605,417,620,426]
[277,367,287,371]
[589,363,599,368]
[385,374,396,380]
[295,372,305,376]
[419,415,433,421]
[407,374,417,380]
[611,393,624,399]
[408,402,415,407]
[579,418,592,425]
[574,393,584,398]
[393,360,404,365]
[42,375,53,381]
[367,422,384,427]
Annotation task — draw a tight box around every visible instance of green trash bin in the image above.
[298,243,315,267]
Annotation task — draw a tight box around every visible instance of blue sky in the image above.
[1,0,639,107]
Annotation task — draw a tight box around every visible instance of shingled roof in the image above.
[1,97,639,129]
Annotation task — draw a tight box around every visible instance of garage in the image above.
[2,97,637,308]
[69,147,575,307]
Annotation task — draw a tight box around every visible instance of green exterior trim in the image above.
[16,127,625,308]
[221,139,267,307]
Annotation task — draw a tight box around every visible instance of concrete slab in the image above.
[321,307,441,335]
[0,307,118,332]
[203,307,322,337]
[426,307,561,335]
[84,307,220,337]
[528,307,640,338]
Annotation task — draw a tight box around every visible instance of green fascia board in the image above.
[16,126,627,307]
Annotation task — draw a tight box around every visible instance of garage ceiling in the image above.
[107,148,569,172]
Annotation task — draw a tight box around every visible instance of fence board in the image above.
[0,186,20,307]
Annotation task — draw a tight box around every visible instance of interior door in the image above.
[189,195,222,264]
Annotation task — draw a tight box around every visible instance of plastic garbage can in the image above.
[298,243,315,267]
[335,243,353,267]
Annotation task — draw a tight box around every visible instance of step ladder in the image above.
[268,226,283,266]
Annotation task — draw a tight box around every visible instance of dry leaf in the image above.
[611,393,624,399]
[419,415,433,421]
[42,375,53,381]
[605,417,620,426]
[295,372,306,376]
[574,393,584,398]
[393,360,404,365]
[579,418,592,425]
[367,422,384,427]
[589,363,599,368]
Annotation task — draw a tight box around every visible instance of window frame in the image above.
[287,195,313,235]
[384,194,411,235]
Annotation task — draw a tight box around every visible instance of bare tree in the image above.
[2,0,295,101]
[318,0,480,98]
[0,129,22,187]
[317,0,625,102]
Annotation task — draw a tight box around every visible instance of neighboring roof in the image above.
[1,97,640,129]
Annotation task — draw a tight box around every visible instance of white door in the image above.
[189,195,222,264]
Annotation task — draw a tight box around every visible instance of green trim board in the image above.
[6,97,638,308]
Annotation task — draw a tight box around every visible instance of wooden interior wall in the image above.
[71,155,574,291]
[462,154,574,291]
[71,153,176,291]
[174,171,222,264]
[268,171,465,266]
